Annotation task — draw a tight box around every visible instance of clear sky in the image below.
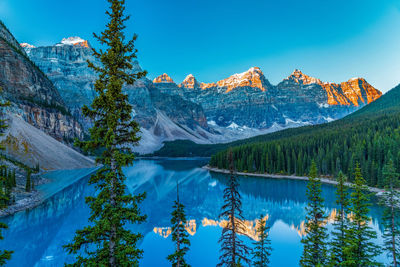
[1,0,400,93]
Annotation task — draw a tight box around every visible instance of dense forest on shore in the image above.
[152,84,400,158]
[208,85,400,187]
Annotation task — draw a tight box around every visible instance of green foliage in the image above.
[343,164,382,266]
[0,154,38,174]
[300,161,328,266]
[156,84,400,159]
[329,172,351,266]
[34,163,40,173]
[25,170,31,192]
[218,150,251,266]
[167,184,191,266]
[210,111,400,188]
[252,215,272,267]
[0,87,12,264]
[18,95,71,117]
[380,159,400,266]
[12,170,16,188]
[64,1,147,266]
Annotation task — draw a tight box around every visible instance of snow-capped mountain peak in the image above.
[216,66,269,92]
[58,37,90,48]
[180,74,200,89]
[20,43,36,49]
[20,43,36,54]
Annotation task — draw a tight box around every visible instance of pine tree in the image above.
[218,149,251,266]
[300,161,328,267]
[31,176,34,191]
[12,170,16,188]
[343,163,381,266]
[25,170,31,192]
[0,172,7,209]
[167,183,191,267]
[0,87,12,265]
[380,159,400,266]
[252,215,272,267]
[329,171,350,266]
[64,1,147,266]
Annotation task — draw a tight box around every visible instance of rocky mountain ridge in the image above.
[0,21,82,142]
[23,37,215,153]
[22,36,382,153]
[153,67,381,130]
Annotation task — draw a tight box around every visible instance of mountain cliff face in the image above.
[286,69,382,106]
[154,68,381,129]
[22,35,382,153]
[24,38,212,153]
[0,21,82,141]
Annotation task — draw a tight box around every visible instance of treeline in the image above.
[0,166,16,208]
[154,84,400,158]
[300,161,400,266]
[168,156,400,266]
[210,112,400,187]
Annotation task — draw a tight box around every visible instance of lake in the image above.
[0,159,388,266]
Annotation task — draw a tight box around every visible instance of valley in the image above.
[0,1,399,265]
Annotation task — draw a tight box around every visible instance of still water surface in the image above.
[0,159,388,266]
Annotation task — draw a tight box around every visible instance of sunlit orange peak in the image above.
[153,73,174,83]
[59,37,90,48]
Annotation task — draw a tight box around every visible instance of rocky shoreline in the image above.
[203,165,385,194]
[0,160,50,217]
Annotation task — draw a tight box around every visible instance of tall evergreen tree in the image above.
[0,87,12,265]
[343,163,381,266]
[218,150,251,266]
[64,1,147,266]
[12,170,16,188]
[167,183,191,267]
[252,215,272,267]
[31,175,34,191]
[300,161,328,267]
[329,171,350,266]
[25,170,31,192]
[380,159,400,266]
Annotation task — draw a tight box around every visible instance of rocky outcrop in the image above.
[24,37,212,152]
[215,67,271,92]
[180,74,202,89]
[286,69,382,106]
[153,73,174,84]
[155,68,382,129]
[0,21,26,56]
[20,32,382,153]
[0,21,82,141]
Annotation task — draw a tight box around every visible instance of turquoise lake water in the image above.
[0,159,389,266]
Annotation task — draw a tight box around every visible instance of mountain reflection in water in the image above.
[0,159,387,266]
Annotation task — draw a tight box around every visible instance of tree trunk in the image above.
[177,227,181,267]
[261,236,265,265]
[231,187,236,265]
[109,148,117,267]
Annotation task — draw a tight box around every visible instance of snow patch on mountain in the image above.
[56,37,90,48]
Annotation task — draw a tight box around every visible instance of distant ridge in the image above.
[152,82,400,157]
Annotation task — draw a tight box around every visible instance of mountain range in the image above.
[21,36,381,153]
[207,82,400,188]
[0,17,385,165]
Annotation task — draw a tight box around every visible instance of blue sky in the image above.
[1,0,400,92]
